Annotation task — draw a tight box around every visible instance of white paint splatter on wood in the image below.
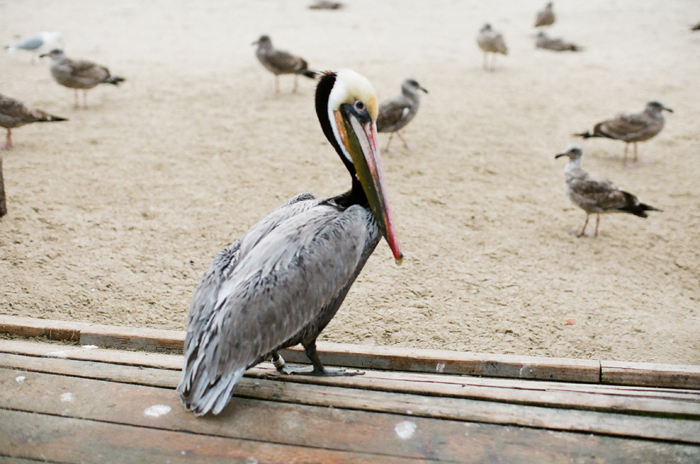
[60,392,76,403]
[15,375,26,384]
[394,421,417,440]
[436,362,446,373]
[144,404,172,417]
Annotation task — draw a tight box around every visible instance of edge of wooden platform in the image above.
[1,315,699,389]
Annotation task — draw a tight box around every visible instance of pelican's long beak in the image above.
[337,109,403,264]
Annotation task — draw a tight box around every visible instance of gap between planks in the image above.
[1,315,699,389]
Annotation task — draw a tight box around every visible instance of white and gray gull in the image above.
[555,145,660,237]
[39,49,125,108]
[252,35,318,93]
[476,24,508,71]
[5,32,62,60]
[376,78,428,151]
[0,93,67,150]
[575,100,673,165]
[177,70,403,416]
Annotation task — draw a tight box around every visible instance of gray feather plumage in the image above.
[178,192,381,415]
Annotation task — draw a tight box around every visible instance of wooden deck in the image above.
[0,316,699,463]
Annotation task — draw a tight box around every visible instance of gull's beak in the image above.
[337,106,403,264]
[251,40,259,46]
[420,86,429,94]
[663,106,674,113]
[38,53,48,58]
[555,152,567,159]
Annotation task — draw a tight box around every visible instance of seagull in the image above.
[252,35,318,93]
[5,32,63,61]
[555,145,660,237]
[575,101,673,165]
[535,31,582,52]
[476,24,508,71]
[535,3,556,27]
[39,49,126,109]
[0,93,67,150]
[376,78,428,151]
[177,69,402,416]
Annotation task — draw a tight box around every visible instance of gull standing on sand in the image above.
[555,145,660,237]
[377,78,428,151]
[0,93,67,149]
[535,32,582,52]
[39,49,126,109]
[5,32,62,60]
[252,35,317,93]
[535,3,555,27]
[476,24,508,71]
[575,101,673,165]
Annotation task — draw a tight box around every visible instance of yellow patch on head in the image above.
[330,69,378,121]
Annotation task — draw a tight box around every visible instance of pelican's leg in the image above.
[483,52,487,70]
[396,131,411,150]
[74,90,80,109]
[594,214,600,237]
[384,133,394,152]
[275,75,280,94]
[83,90,88,109]
[633,142,638,163]
[293,74,299,93]
[1,129,11,150]
[577,213,589,237]
[303,341,363,376]
[272,342,363,376]
[623,143,628,165]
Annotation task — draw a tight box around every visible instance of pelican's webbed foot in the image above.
[270,345,364,377]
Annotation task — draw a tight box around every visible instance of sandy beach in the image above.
[1,0,699,364]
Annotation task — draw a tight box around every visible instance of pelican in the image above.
[377,78,428,151]
[535,2,555,28]
[1,93,67,150]
[178,70,403,416]
[39,49,126,108]
[476,24,508,71]
[555,145,660,237]
[252,35,318,93]
[575,100,673,165]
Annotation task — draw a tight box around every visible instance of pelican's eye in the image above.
[354,100,365,111]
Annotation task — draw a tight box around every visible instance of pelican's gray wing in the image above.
[179,193,374,415]
[377,96,411,132]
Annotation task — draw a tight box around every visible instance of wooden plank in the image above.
[2,353,699,444]
[0,316,600,382]
[1,339,699,418]
[4,337,697,405]
[0,409,417,464]
[281,342,602,383]
[0,458,58,464]
[602,361,700,389]
[2,316,700,389]
[3,369,699,464]
[0,315,81,342]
